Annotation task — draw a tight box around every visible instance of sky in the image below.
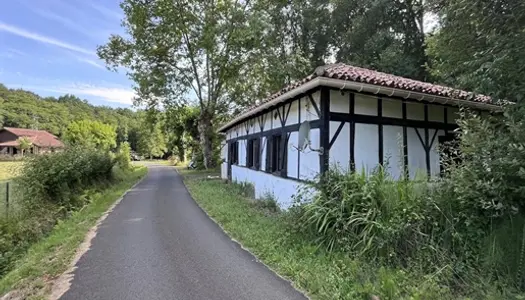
[0,0,134,108]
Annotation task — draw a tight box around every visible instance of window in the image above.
[266,134,287,174]
[229,141,239,165]
[247,138,261,169]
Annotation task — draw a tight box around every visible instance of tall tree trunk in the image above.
[198,110,214,169]
[176,138,185,162]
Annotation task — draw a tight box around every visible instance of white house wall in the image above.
[221,143,228,179]
[354,123,379,173]
[223,87,486,209]
[329,121,350,170]
[222,93,320,208]
[382,125,404,178]
[299,128,320,180]
[231,165,305,208]
[328,91,464,178]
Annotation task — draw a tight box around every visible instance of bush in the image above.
[115,142,131,170]
[290,104,525,296]
[15,147,115,211]
[0,147,123,277]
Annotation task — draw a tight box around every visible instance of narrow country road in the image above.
[60,165,306,300]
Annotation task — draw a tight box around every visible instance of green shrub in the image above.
[0,148,124,278]
[15,147,114,211]
[115,142,131,170]
[290,103,525,295]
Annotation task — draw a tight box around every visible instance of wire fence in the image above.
[0,181,19,219]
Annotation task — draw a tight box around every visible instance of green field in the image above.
[0,162,24,181]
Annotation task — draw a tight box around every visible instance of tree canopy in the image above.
[64,120,118,151]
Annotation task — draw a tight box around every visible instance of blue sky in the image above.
[0,0,134,108]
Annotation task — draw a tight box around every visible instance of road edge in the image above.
[48,169,149,300]
[174,168,310,300]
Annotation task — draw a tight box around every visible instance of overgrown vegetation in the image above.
[0,147,139,279]
[180,104,525,299]
[0,167,146,299]
[288,105,525,298]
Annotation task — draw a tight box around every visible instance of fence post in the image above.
[5,182,9,219]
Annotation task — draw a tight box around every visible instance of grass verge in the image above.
[179,168,513,300]
[0,167,147,300]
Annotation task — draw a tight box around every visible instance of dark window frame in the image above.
[246,138,261,170]
[229,141,239,165]
[266,134,286,175]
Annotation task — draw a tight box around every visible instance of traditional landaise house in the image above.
[218,63,501,208]
[0,127,65,155]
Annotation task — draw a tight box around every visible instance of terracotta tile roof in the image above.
[320,63,492,103]
[248,63,492,111]
[220,63,497,132]
[1,127,65,148]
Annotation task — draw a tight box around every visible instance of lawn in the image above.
[0,167,147,300]
[178,168,514,300]
[0,161,24,181]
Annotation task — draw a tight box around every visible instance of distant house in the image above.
[218,63,502,208]
[0,127,65,155]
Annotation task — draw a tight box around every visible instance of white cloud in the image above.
[5,82,135,105]
[75,56,106,69]
[0,22,94,55]
[64,84,135,104]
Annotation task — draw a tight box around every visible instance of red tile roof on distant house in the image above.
[219,63,499,132]
[0,127,65,148]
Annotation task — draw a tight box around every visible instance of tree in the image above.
[163,105,200,163]
[98,0,264,169]
[331,0,428,80]
[137,122,167,159]
[64,120,117,151]
[17,137,32,156]
[426,0,525,101]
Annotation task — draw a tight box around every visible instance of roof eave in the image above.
[218,77,503,132]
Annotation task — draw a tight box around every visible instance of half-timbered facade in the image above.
[218,64,501,208]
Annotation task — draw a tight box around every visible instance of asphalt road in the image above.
[60,165,306,300]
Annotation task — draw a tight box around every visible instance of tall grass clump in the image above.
[291,102,525,297]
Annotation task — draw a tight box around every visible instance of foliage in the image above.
[98,0,268,169]
[163,105,200,162]
[288,103,525,295]
[15,137,32,156]
[15,147,114,211]
[0,167,146,298]
[137,121,167,159]
[330,0,428,80]
[181,168,520,299]
[0,85,136,139]
[426,0,525,101]
[64,119,117,151]
[0,147,141,280]
[115,141,132,170]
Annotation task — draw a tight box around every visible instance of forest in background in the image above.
[0,83,200,162]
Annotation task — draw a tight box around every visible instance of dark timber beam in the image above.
[378,97,384,165]
[329,112,458,131]
[350,93,355,171]
[402,102,409,179]
[320,87,330,174]
[308,94,321,118]
[424,104,430,177]
[329,122,345,150]
[228,120,321,143]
